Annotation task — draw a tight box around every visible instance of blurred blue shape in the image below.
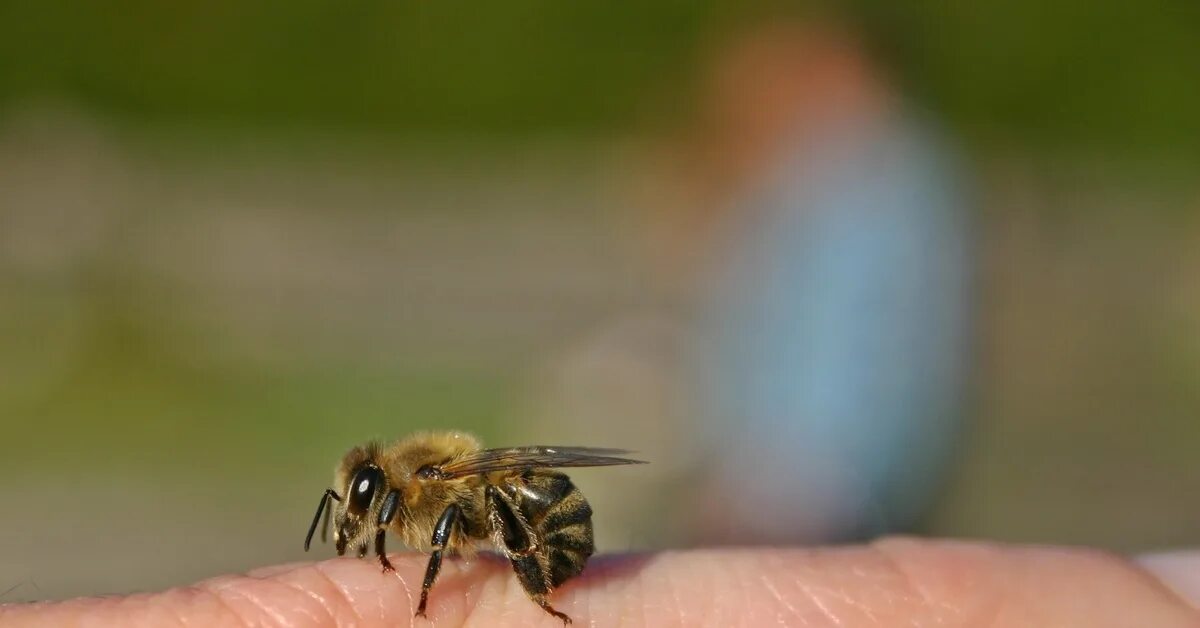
[695,113,974,543]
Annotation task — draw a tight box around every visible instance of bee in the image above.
[303,430,644,623]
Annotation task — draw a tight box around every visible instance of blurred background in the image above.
[2,1,1199,602]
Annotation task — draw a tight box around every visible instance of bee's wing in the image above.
[437,446,646,479]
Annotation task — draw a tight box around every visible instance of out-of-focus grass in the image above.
[0,346,513,480]
[0,274,518,486]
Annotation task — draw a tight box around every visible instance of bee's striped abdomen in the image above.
[510,469,594,587]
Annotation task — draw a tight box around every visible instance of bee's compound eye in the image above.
[348,466,382,515]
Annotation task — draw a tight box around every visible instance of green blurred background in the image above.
[1,1,1199,601]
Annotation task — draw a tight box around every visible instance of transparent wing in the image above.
[436,445,646,479]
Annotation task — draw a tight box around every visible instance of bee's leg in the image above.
[416,502,461,618]
[485,485,572,625]
[375,490,400,572]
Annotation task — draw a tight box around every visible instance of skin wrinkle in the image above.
[312,560,370,626]
[730,555,759,626]
[268,573,338,627]
[204,587,259,628]
[271,574,339,626]
[795,580,844,626]
[149,588,212,628]
[831,581,882,626]
[819,577,880,624]
[370,573,389,624]
[180,585,252,628]
[915,540,1010,626]
[495,560,528,627]
[870,539,959,621]
[777,551,851,627]
[760,574,801,626]
[770,555,827,627]
[280,568,347,626]
[940,540,1008,624]
[246,562,310,579]
[460,581,493,628]
[461,558,515,628]
[386,557,417,626]
[214,588,271,624]
[218,585,295,627]
[308,569,364,628]
[736,551,766,627]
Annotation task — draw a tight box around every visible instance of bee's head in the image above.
[332,462,386,555]
[304,443,392,556]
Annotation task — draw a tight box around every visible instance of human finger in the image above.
[2,538,1198,627]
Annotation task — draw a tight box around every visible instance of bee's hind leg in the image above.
[484,485,572,625]
[375,490,400,572]
[416,503,461,618]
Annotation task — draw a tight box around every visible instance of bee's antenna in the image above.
[321,489,333,543]
[305,489,341,551]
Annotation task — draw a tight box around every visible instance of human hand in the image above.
[3,538,1198,627]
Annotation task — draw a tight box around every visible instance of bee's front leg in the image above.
[375,490,400,572]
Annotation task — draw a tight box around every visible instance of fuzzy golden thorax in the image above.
[331,431,485,555]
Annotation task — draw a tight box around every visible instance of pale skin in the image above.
[3,538,1198,627]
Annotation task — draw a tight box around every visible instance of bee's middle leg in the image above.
[374,490,400,572]
[416,503,461,618]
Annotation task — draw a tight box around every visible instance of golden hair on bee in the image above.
[305,430,644,624]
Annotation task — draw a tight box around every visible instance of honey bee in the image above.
[304,430,644,623]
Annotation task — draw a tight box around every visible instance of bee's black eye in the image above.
[348,466,382,515]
